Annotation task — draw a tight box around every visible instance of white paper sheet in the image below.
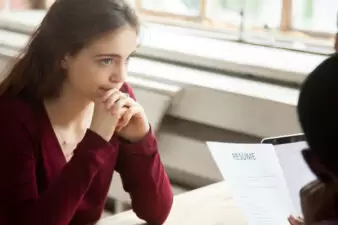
[207,142,294,225]
[274,141,316,215]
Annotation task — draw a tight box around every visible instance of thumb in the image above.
[288,216,303,225]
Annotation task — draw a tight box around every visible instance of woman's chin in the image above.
[91,90,106,100]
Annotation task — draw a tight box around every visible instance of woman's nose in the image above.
[109,64,126,83]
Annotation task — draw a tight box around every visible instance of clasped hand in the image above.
[90,89,149,142]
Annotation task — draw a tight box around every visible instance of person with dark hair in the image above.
[335,26,338,52]
[335,12,338,52]
[290,53,338,225]
[0,0,173,224]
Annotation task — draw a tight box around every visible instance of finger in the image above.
[105,92,127,109]
[109,99,124,117]
[288,216,302,225]
[101,88,119,102]
[288,217,295,225]
[297,216,304,223]
[118,106,142,131]
[112,97,130,110]
[123,106,142,124]
[117,107,128,120]
[115,107,129,131]
[120,96,138,109]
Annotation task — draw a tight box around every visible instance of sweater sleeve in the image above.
[0,116,117,225]
[116,129,173,225]
[115,83,173,225]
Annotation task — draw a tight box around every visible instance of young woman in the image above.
[0,0,173,224]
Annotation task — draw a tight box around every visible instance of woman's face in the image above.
[62,25,138,100]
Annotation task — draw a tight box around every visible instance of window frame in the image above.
[23,0,336,53]
[134,0,335,50]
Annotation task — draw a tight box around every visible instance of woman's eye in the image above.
[100,58,113,65]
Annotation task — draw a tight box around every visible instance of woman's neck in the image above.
[43,85,93,132]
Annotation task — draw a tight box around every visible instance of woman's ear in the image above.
[302,149,332,183]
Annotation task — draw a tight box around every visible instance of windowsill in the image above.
[0,10,329,86]
[127,58,302,137]
[142,15,334,53]
[139,23,328,85]
[129,58,298,106]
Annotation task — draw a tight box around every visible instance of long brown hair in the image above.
[0,0,139,100]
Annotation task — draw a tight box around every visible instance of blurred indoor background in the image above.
[0,0,335,217]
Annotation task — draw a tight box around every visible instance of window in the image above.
[206,0,282,29]
[292,0,338,33]
[1,0,336,54]
[139,0,201,16]
[135,0,337,54]
[0,0,31,10]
